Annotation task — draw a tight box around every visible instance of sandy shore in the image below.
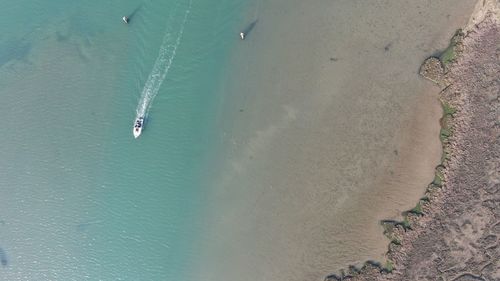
[193,1,477,280]
[326,1,499,280]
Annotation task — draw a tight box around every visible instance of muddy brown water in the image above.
[194,1,477,280]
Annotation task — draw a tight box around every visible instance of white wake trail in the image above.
[136,0,192,119]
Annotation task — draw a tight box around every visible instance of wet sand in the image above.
[194,1,477,280]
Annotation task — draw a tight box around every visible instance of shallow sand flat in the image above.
[195,1,477,280]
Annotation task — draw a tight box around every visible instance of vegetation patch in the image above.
[433,174,442,186]
[384,260,395,273]
[399,215,412,230]
[439,128,452,142]
[391,238,402,246]
[433,169,444,187]
[439,29,464,66]
[440,101,455,154]
[440,46,456,65]
[442,102,457,116]
[409,202,424,215]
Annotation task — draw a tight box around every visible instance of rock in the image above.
[419,57,445,85]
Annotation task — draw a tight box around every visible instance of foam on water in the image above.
[136,0,192,119]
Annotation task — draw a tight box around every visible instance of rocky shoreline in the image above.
[326,1,499,280]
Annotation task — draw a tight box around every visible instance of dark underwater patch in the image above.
[0,247,8,267]
[0,39,32,68]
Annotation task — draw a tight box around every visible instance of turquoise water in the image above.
[0,0,248,279]
[1,0,477,280]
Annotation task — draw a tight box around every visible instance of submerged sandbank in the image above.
[193,1,477,280]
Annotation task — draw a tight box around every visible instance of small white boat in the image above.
[133,117,144,138]
[239,32,245,40]
[122,16,129,24]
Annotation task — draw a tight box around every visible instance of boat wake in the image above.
[135,0,192,122]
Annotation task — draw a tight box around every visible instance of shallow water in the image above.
[0,0,476,280]
[195,0,476,280]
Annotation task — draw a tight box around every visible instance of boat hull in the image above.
[133,117,144,138]
[133,127,142,138]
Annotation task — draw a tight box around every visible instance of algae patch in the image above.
[439,29,465,67]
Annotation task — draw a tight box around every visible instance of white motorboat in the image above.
[122,16,129,24]
[133,117,144,138]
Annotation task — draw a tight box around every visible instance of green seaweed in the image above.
[440,127,452,142]
[410,202,424,215]
[384,260,395,273]
[439,102,455,145]
[391,238,402,246]
[433,171,444,187]
[440,47,456,65]
[400,216,411,230]
[439,29,463,66]
[442,102,457,116]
